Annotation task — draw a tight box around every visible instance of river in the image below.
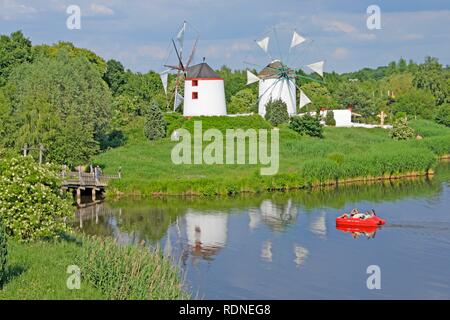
[76,162,450,299]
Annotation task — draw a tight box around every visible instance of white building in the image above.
[183,62,227,116]
[258,60,297,116]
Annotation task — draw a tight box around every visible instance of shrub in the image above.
[0,218,6,287]
[325,111,336,126]
[144,101,166,140]
[390,117,415,140]
[0,156,73,241]
[265,99,289,126]
[435,104,450,127]
[228,88,257,114]
[79,236,188,300]
[289,114,323,138]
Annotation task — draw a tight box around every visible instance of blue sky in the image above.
[1,0,449,73]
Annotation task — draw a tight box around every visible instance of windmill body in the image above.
[184,62,227,116]
[258,60,296,116]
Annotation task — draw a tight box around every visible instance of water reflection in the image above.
[74,163,450,299]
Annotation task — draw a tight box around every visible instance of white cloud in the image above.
[332,47,350,60]
[90,3,114,16]
[0,0,37,20]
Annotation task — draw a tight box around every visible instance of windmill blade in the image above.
[299,90,311,109]
[306,61,324,77]
[176,21,186,50]
[291,31,306,48]
[160,71,169,95]
[246,70,260,85]
[256,36,270,53]
[174,87,184,111]
[285,79,297,114]
[172,39,185,72]
[164,64,183,71]
[186,37,198,69]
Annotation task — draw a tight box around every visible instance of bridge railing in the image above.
[61,171,121,187]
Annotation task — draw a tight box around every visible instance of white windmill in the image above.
[160,21,226,116]
[245,29,325,116]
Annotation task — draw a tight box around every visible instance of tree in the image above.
[413,57,449,105]
[144,101,166,140]
[4,50,112,165]
[392,88,436,119]
[325,111,336,126]
[216,66,249,103]
[301,82,338,112]
[0,216,6,287]
[289,114,323,138]
[228,88,257,114]
[264,99,289,126]
[0,31,32,86]
[104,59,127,95]
[334,81,374,118]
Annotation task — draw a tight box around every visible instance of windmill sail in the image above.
[160,71,169,95]
[174,89,184,111]
[246,70,260,85]
[299,90,311,109]
[291,31,306,48]
[306,61,324,77]
[257,37,270,53]
[176,22,186,48]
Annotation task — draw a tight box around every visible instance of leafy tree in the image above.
[289,114,323,138]
[435,103,450,127]
[390,118,415,140]
[0,156,73,241]
[0,31,32,86]
[216,66,249,103]
[104,59,127,95]
[334,81,374,118]
[3,51,112,165]
[325,111,336,126]
[413,57,449,105]
[301,82,338,112]
[264,99,289,126]
[392,88,436,119]
[228,88,257,114]
[144,101,166,140]
[33,42,107,76]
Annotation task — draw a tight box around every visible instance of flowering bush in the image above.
[0,156,73,241]
[0,217,6,287]
[390,117,415,140]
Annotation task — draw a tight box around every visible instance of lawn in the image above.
[93,116,450,196]
[0,239,104,300]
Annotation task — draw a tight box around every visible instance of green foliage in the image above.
[413,57,449,105]
[164,113,188,136]
[435,104,450,127]
[391,118,415,140]
[325,111,336,126]
[216,66,251,103]
[144,101,166,141]
[301,82,338,112]
[103,59,127,95]
[79,236,188,300]
[228,88,257,114]
[334,81,375,118]
[0,217,6,287]
[180,114,272,134]
[0,157,73,241]
[392,88,436,120]
[289,114,323,138]
[2,51,112,166]
[0,31,32,86]
[265,99,289,126]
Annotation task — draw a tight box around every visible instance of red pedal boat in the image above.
[336,212,386,227]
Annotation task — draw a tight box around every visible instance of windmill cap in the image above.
[186,62,221,79]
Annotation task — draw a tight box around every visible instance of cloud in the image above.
[0,0,37,20]
[137,44,168,60]
[90,3,114,16]
[332,47,350,60]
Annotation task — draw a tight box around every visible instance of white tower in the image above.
[258,60,296,116]
[183,62,227,116]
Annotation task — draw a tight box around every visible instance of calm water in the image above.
[76,163,450,299]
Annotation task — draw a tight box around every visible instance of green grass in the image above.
[0,239,104,300]
[94,116,450,196]
[0,236,188,300]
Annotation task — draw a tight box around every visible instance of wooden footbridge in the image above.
[61,170,121,204]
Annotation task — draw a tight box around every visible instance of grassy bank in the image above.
[94,117,450,196]
[0,236,188,300]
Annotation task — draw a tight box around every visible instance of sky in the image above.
[1,0,449,74]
